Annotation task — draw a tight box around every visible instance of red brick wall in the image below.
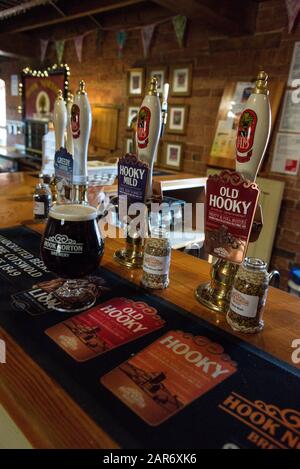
[1,0,300,289]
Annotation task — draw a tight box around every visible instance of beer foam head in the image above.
[49,204,97,222]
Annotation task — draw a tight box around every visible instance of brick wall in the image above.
[1,0,300,289]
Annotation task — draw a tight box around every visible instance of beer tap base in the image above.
[195,259,238,314]
[112,195,185,269]
[195,282,231,314]
[114,236,144,269]
[73,184,88,204]
[113,249,143,269]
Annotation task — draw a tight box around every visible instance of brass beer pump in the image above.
[114,77,165,269]
[195,71,271,314]
[195,259,239,314]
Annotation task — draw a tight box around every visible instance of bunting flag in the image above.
[172,15,187,47]
[141,24,155,58]
[285,0,300,32]
[74,34,84,62]
[116,30,127,58]
[40,38,49,62]
[39,16,187,64]
[55,40,65,64]
[96,28,105,51]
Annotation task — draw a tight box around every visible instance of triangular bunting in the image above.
[172,15,187,48]
[116,30,127,58]
[74,35,84,62]
[55,40,65,64]
[40,38,49,62]
[141,24,155,58]
[286,0,300,33]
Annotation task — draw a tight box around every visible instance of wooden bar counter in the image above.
[0,172,299,448]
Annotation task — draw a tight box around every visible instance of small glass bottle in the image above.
[141,226,171,289]
[33,176,52,222]
[226,257,269,333]
[49,175,58,203]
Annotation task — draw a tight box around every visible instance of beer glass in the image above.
[41,204,104,312]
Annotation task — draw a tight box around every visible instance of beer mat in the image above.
[101,330,237,426]
[0,225,299,449]
[45,298,165,362]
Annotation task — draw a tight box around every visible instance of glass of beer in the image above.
[41,204,104,312]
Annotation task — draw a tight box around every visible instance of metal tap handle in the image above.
[72,80,92,185]
[160,83,169,138]
[66,92,74,155]
[269,270,280,289]
[53,90,67,151]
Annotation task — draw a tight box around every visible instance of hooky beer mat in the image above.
[0,226,299,449]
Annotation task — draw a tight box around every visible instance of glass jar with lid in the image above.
[227,257,279,333]
[141,225,171,289]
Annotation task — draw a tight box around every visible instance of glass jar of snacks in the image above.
[227,257,278,333]
[141,226,171,289]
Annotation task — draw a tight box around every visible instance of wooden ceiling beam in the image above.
[0,0,145,34]
[33,2,172,39]
[152,0,256,35]
[95,2,172,29]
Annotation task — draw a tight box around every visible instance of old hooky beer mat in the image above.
[205,170,260,263]
[101,330,237,426]
[46,297,165,361]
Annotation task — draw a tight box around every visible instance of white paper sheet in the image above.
[279,90,300,133]
[271,132,300,175]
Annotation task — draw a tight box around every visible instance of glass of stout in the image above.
[41,204,104,312]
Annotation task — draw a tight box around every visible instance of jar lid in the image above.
[151,225,169,239]
[243,257,267,271]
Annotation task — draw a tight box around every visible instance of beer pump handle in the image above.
[137,77,162,199]
[66,92,74,156]
[160,83,169,138]
[162,82,169,104]
[236,71,271,182]
[235,71,271,243]
[53,90,67,151]
[72,80,92,185]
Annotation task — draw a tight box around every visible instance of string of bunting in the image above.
[39,14,187,62]
[285,0,300,32]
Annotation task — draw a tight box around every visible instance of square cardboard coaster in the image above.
[101,330,237,426]
[46,297,165,362]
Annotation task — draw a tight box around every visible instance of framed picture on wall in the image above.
[170,64,192,96]
[161,141,183,170]
[21,64,69,120]
[126,105,139,129]
[127,68,145,97]
[147,67,167,94]
[166,104,189,134]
